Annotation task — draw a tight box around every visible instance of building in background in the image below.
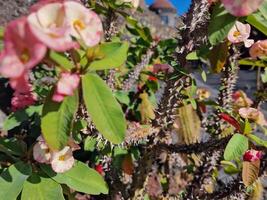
[149,0,177,27]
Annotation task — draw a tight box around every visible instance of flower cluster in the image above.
[11,91,37,111]
[243,149,262,162]
[227,19,267,59]
[33,136,80,173]
[239,107,267,126]
[0,0,103,102]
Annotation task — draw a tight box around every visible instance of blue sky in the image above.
[145,0,191,15]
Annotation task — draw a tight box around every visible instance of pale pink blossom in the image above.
[0,17,46,93]
[51,146,75,173]
[52,72,80,102]
[64,1,103,47]
[11,91,37,111]
[228,21,254,47]
[221,0,264,17]
[243,150,262,162]
[153,63,173,73]
[239,107,267,126]
[27,2,78,52]
[249,40,267,59]
[33,136,51,164]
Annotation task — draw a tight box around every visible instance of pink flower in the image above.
[239,107,267,126]
[243,150,262,162]
[221,0,264,17]
[249,40,267,59]
[64,1,103,47]
[27,2,78,52]
[232,90,253,108]
[153,63,173,74]
[33,136,52,164]
[52,72,80,102]
[228,21,254,47]
[51,146,75,173]
[11,91,37,111]
[0,17,46,92]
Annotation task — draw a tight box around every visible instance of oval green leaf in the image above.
[41,161,108,195]
[0,162,32,200]
[224,134,249,161]
[208,4,236,45]
[41,90,79,150]
[82,73,126,144]
[89,42,129,71]
[21,173,64,200]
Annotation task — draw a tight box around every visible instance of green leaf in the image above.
[247,1,267,36]
[89,42,129,70]
[82,73,126,144]
[186,51,199,60]
[114,91,130,105]
[224,134,249,161]
[49,51,74,70]
[84,136,97,152]
[126,16,153,42]
[243,119,252,135]
[262,68,267,83]
[239,58,267,68]
[209,42,229,73]
[3,105,42,131]
[0,138,27,156]
[208,4,236,45]
[41,162,108,195]
[248,134,267,147]
[41,90,79,150]
[201,70,207,82]
[0,162,32,200]
[21,173,64,200]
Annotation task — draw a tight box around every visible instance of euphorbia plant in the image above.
[0,0,131,198]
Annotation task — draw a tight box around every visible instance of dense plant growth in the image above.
[0,0,266,199]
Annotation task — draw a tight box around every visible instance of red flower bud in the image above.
[219,113,241,132]
[243,150,262,162]
[148,76,158,82]
[95,164,104,175]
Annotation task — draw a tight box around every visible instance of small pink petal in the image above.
[0,50,25,78]
[53,72,80,102]
[33,141,51,164]
[52,93,65,102]
[244,39,254,48]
